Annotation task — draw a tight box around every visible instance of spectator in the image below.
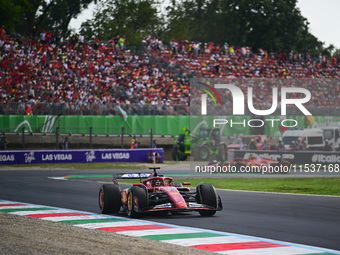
[239,138,246,150]
[134,139,140,148]
[154,152,161,163]
[255,138,262,150]
[248,138,257,150]
[296,137,308,151]
[0,25,5,39]
[289,141,297,151]
[40,30,46,44]
[324,139,332,151]
[79,33,84,45]
[262,139,270,150]
[0,33,339,117]
[148,150,154,163]
[62,137,69,150]
[0,132,8,150]
[148,151,160,163]
[25,101,32,116]
[277,139,285,151]
[131,135,136,149]
[119,35,126,50]
[31,26,37,38]
[152,139,157,148]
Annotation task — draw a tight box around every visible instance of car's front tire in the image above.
[127,186,147,218]
[99,184,121,214]
[197,184,218,216]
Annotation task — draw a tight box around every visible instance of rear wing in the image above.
[112,167,162,184]
[112,173,150,183]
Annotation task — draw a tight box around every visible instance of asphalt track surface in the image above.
[0,167,339,252]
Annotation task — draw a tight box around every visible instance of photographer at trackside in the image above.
[324,139,333,151]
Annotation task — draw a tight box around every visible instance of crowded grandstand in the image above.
[0,26,339,116]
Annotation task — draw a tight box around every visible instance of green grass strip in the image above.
[142,232,224,241]
[0,207,53,213]
[60,218,127,225]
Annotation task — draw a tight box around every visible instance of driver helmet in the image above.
[152,179,162,186]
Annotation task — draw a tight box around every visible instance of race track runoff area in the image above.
[1,200,339,255]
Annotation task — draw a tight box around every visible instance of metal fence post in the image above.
[150,128,153,148]
[90,126,93,149]
[56,127,59,149]
[121,127,124,148]
[22,127,25,150]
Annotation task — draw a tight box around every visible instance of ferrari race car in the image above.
[200,154,290,174]
[224,155,290,169]
[99,167,223,217]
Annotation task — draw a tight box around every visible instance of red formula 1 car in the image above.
[99,167,223,218]
[228,155,289,167]
[221,155,291,173]
[199,154,291,174]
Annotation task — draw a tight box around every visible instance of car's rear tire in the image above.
[99,184,121,214]
[197,184,217,216]
[280,161,290,174]
[127,186,147,218]
[220,161,231,173]
[235,163,243,171]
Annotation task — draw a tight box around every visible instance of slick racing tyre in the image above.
[197,184,218,216]
[220,161,231,173]
[127,186,147,218]
[99,184,121,214]
[280,161,291,174]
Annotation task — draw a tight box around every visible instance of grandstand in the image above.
[0,32,339,153]
[0,33,339,116]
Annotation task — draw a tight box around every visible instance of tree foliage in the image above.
[80,0,161,46]
[0,0,93,37]
[163,0,323,53]
[0,0,331,54]
[0,0,30,33]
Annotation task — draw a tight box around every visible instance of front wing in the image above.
[136,195,223,213]
[142,202,219,213]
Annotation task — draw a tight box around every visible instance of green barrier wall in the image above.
[190,116,252,136]
[0,115,190,135]
[0,115,335,136]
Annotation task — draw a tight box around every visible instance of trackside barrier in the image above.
[0,148,164,165]
[230,149,340,164]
